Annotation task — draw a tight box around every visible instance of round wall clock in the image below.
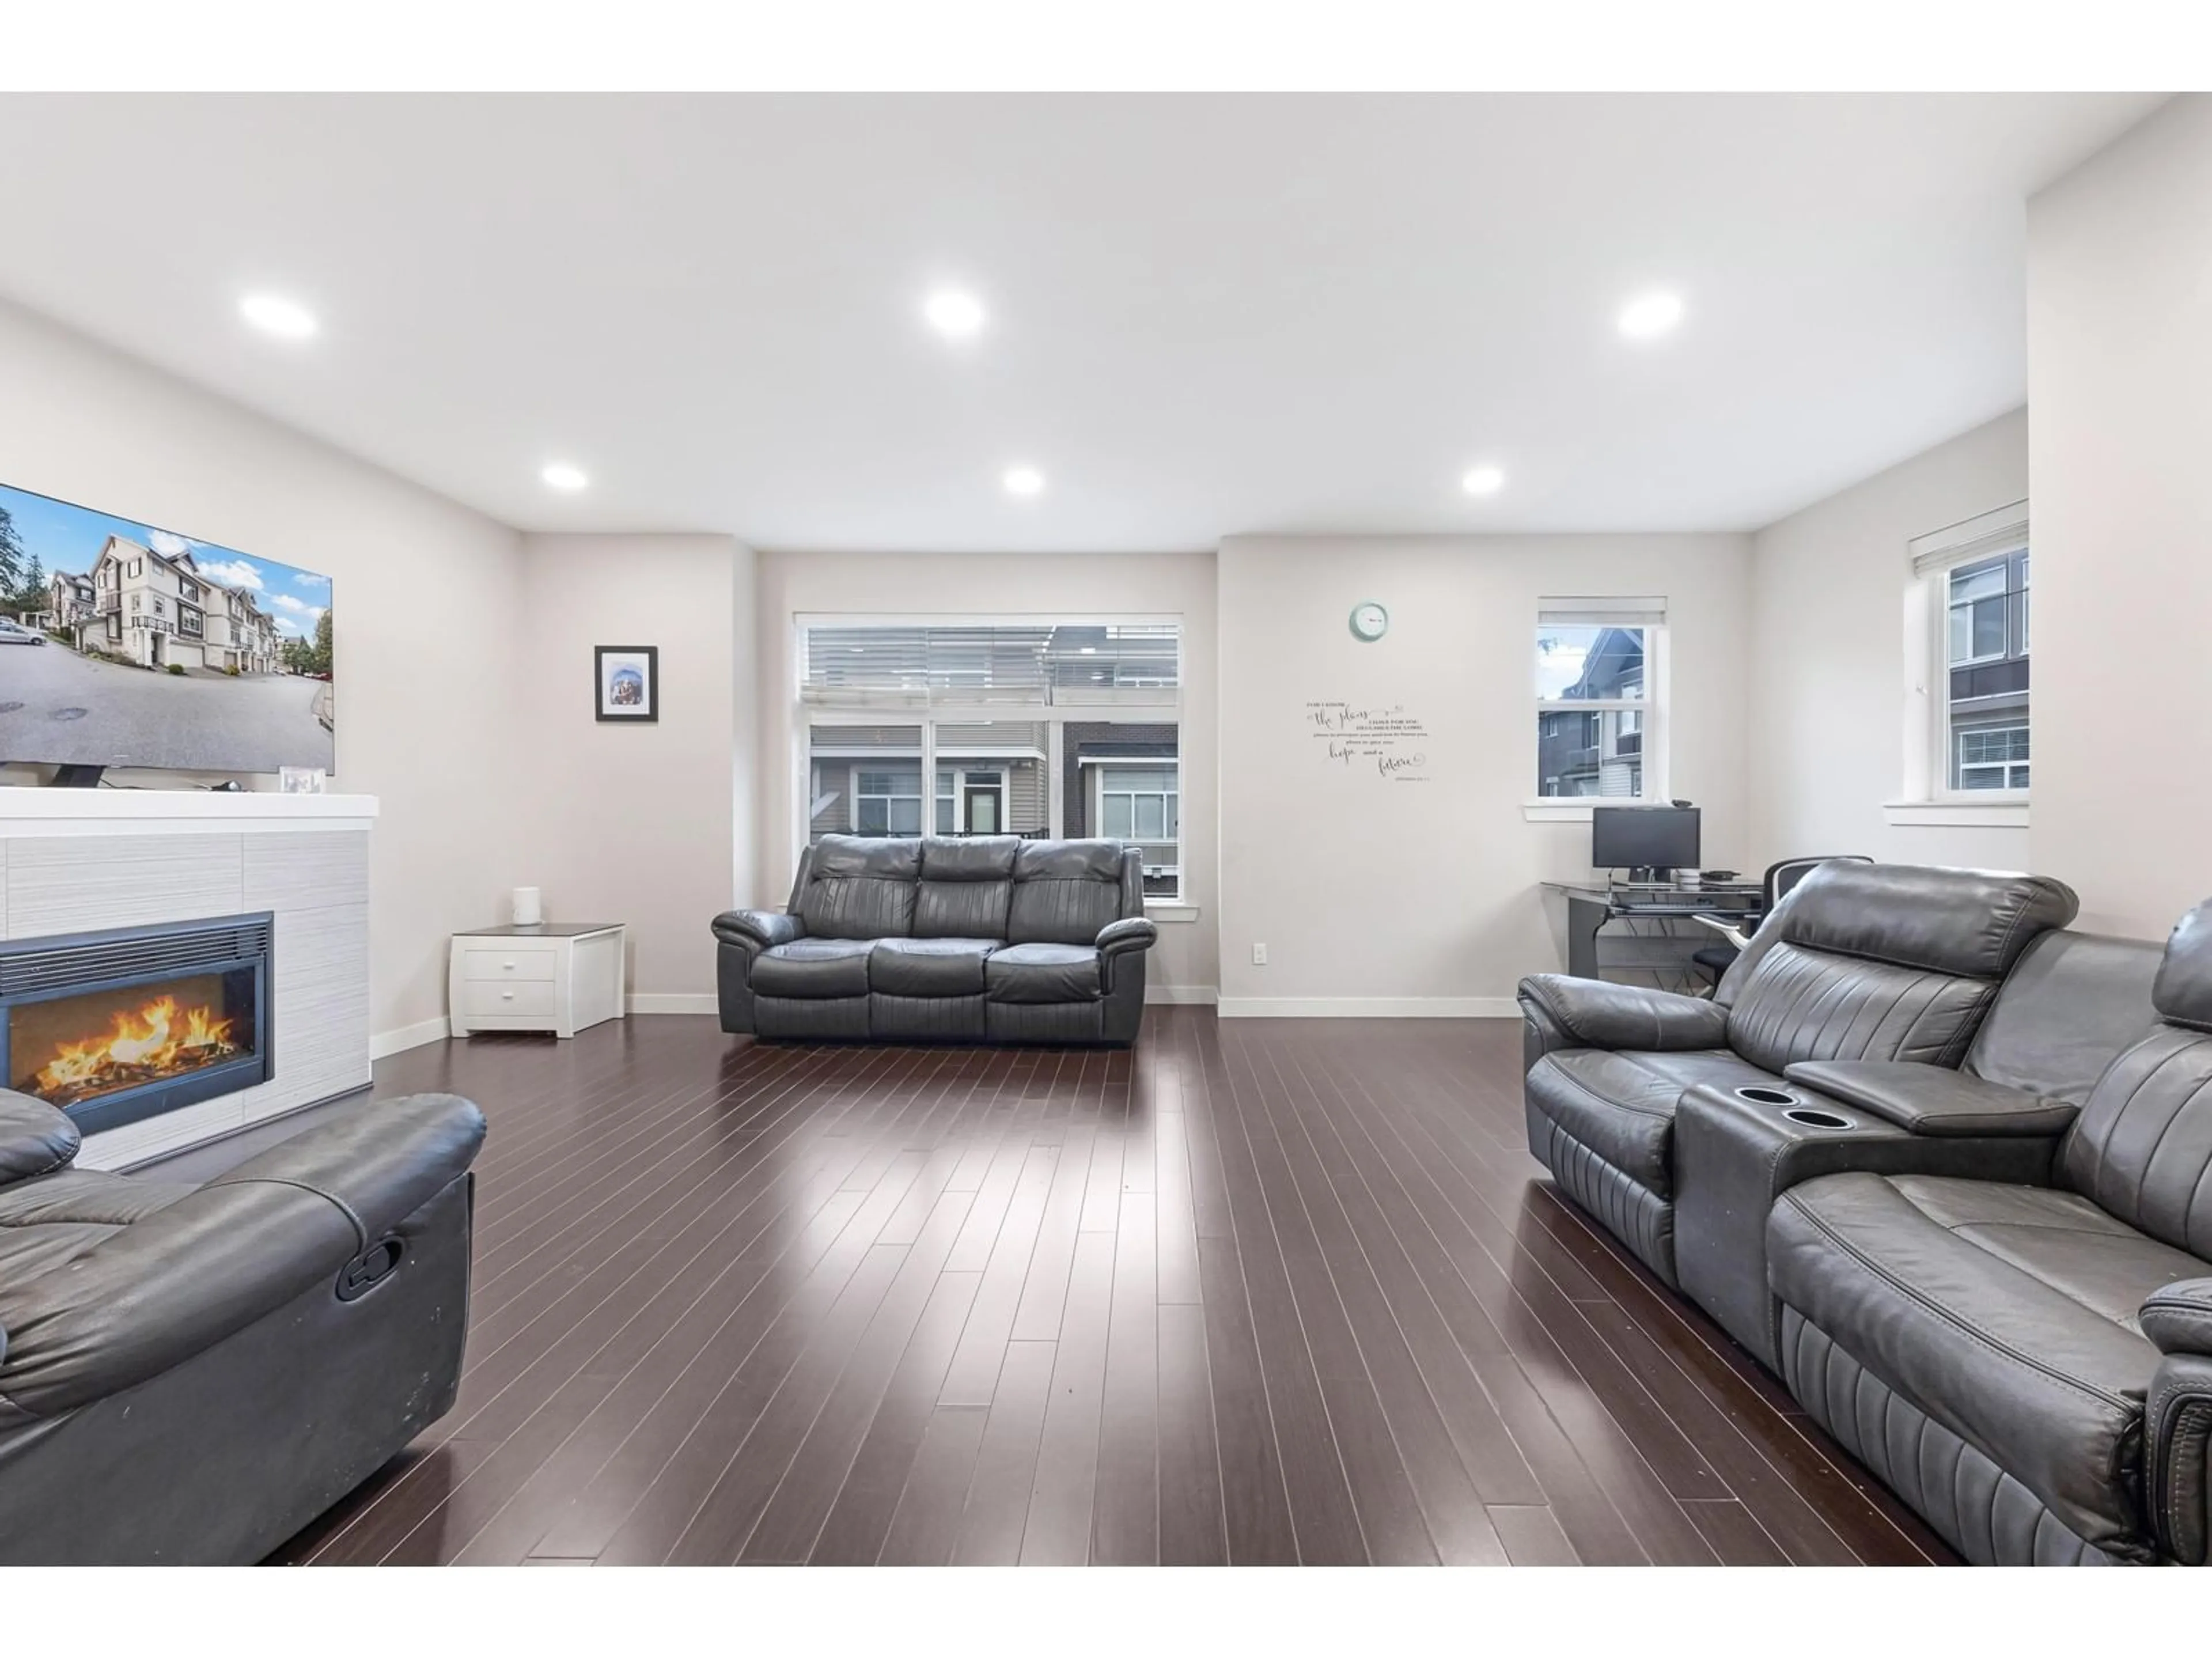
[1349,601,1389,642]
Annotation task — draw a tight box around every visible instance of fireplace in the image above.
[0,914,273,1136]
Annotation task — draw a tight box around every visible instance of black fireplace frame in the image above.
[0,912,275,1136]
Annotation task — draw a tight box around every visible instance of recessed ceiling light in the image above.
[1003,466,1044,497]
[238,292,317,339]
[923,289,986,338]
[541,462,589,491]
[1461,465,1506,497]
[1618,291,1685,340]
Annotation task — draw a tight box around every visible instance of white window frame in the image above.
[1524,598,1669,821]
[1895,501,2030,820]
[1087,757,1182,897]
[793,614,1191,910]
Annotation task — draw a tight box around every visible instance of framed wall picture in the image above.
[594,645,659,722]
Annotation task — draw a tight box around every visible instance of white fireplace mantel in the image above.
[0,789,378,836]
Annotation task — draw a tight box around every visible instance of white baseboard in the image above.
[628,994,718,1015]
[1146,985,1219,1005]
[1215,996,1520,1020]
[370,1016,451,1059]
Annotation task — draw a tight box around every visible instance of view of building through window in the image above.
[1535,622,1649,798]
[1945,548,2029,790]
[800,623,1181,900]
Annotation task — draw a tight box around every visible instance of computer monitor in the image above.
[1591,805,1701,876]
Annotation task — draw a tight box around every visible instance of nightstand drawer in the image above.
[460,979,558,1018]
[460,946,558,983]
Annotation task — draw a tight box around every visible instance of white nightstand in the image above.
[449,922,626,1039]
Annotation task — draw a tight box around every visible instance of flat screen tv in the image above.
[0,480,334,778]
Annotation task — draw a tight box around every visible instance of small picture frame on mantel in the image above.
[594,645,659,723]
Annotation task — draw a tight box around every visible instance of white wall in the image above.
[1745,408,2031,873]
[1215,533,1751,1012]
[0,300,525,1041]
[754,550,1219,997]
[517,533,754,1005]
[2028,93,2212,941]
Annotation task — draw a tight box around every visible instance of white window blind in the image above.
[1910,501,2028,577]
[1537,596,1668,628]
[801,622,1180,708]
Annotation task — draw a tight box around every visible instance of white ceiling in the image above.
[0,92,2164,551]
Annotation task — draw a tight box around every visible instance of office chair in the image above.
[1689,854,1873,993]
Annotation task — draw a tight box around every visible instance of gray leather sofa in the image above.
[1764,899,2212,1565]
[0,1089,485,1564]
[713,834,1157,1046]
[1518,861,2080,1287]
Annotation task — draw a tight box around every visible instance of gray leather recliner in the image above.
[0,1089,486,1564]
[1517,861,2080,1287]
[713,834,1157,1046]
[1767,898,2212,1566]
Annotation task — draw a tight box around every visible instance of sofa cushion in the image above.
[1007,839,1124,946]
[1525,1048,1785,1198]
[1769,1171,2206,1552]
[0,1168,198,1293]
[914,836,1017,940]
[750,937,876,998]
[2061,1003,2212,1257]
[1770,862,2079,980]
[1725,943,1999,1075]
[1965,929,2162,1104]
[869,937,997,998]
[798,835,919,940]
[986,941,1103,1003]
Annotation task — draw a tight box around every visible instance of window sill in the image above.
[1522,801,1662,823]
[1145,902,1200,923]
[1883,800,2030,830]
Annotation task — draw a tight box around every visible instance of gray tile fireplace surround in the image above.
[0,791,377,1169]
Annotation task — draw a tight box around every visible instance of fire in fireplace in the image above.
[0,915,272,1135]
[17,974,251,1109]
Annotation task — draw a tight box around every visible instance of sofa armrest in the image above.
[0,1090,80,1183]
[713,909,803,952]
[2149,1351,2212,1563]
[1096,915,1157,957]
[2142,1279,2212,1356]
[1515,974,1730,1052]
[0,1092,483,1420]
[1781,1060,2078,1138]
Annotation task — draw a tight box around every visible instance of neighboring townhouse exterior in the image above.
[15,570,96,633]
[77,535,279,672]
[205,584,281,674]
[50,570,96,631]
[1536,624,1646,798]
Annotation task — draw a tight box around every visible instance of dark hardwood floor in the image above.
[270,1009,1959,1566]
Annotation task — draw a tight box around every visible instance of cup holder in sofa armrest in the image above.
[1783,1107,1854,1130]
[1733,1085,1798,1107]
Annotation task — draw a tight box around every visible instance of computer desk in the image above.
[1540,879,1766,983]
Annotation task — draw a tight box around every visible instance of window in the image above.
[853,767,923,835]
[798,620,1184,902]
[1910,503,2029,803]
[1534,599,1665,800]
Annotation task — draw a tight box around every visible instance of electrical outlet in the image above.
[1251,943,1268,965]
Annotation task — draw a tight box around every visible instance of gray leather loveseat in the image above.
[0,1089,486,1563]
[713,834,1157,1046]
